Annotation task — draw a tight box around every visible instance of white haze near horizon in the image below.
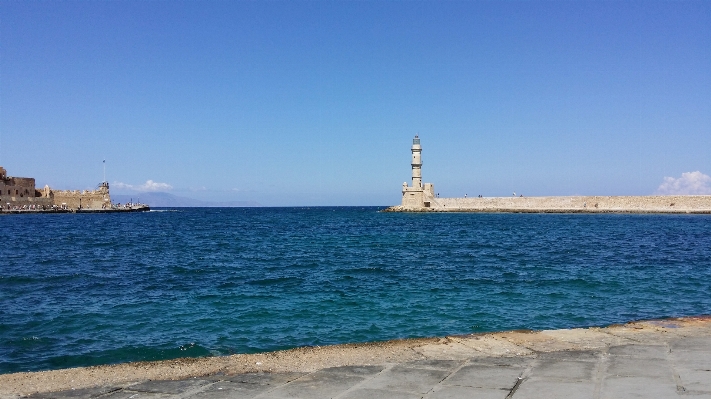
[111,171,711,203]
[113,180,173,192]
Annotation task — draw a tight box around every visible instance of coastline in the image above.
[385,194,711,213]
[2,315,710,398]
[0,207,150,215]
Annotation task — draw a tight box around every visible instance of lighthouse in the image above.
[411,135,422,188]
[401,135,435,209]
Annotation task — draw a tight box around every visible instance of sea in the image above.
[2,207,711,374]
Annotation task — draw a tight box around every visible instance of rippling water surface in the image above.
[2,207,711,373]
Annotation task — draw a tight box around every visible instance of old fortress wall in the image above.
[51,188,111,210]
[389,137,711,213]
[0,166,111,211]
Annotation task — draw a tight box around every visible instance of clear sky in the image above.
[1,1,710,205]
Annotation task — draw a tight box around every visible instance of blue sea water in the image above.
[1,207,711,374]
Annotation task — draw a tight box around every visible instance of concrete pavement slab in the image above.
[536,350,600,362]
[600,376,679,399]
[427,385,509,399]
[669,337,711,351]
[669,339,711,371]
[466,357,533,368]
[100,392,172,399]
[125,379,211,394]
[608,345,667,359]
[26,387,120,399]
[442,364,523,389]
[188,381,274,399]
[338,388,421,399]
[527,359,596,381]
[208,372,306,385]
[359,365,452,395]
[512,379,596,399]
[400,360,461,371]
[674,367,711,393]
[256,371,364,399]
[670,353,711,370]
[606,357,674,379]
[319,366,384,377]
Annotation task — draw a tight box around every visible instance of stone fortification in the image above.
[389,137,711,213]
[1,166,112,211]
[0,166,52,209]
[49,183,111,210]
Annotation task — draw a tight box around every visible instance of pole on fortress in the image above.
[103,160,106,183]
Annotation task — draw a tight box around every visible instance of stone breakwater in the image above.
[1,316,711,398]
[385,195,711,213]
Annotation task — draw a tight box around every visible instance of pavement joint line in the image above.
[599,330,648,344]
[84,383,139,399]
[504,356,535,398]
[331,363,394,399]
[665,342,687,394]
[250,369,319,399]
[408,346,429,360]
[412,347,428,358]
[592,347,609,399]
[80,387,122,399]
[421,358,469,397]
[175,380,219,399]
[504,376,525,399]
[120,379,218,398]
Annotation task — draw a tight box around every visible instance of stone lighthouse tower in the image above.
[401,135,435,209]
[411,135,422,188]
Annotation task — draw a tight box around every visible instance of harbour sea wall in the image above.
[1,316,710,398]
[386,195,711,213]
[396,136,711,214]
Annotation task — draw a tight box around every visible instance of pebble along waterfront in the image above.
[1,207,710,374]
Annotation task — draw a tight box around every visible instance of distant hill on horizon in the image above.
[112,192,260,207]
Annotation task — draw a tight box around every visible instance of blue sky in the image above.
[1,1,709,205]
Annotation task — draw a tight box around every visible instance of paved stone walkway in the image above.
[24,336,711,399]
